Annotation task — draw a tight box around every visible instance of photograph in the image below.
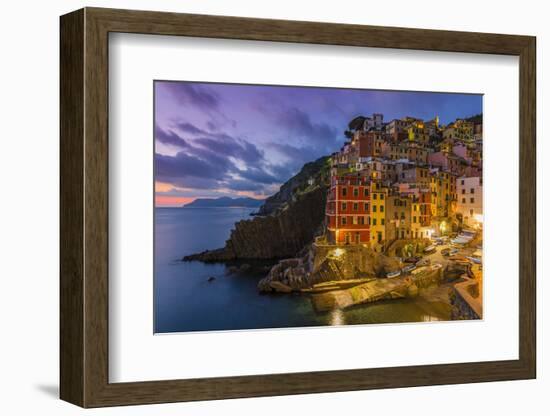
[154,81,483,333]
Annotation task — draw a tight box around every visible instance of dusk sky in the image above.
[155,81,482,207]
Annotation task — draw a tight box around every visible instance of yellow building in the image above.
[430,170,457,218]
[369,181,388,247]
[443,119,474,142]
[407,120,430,144]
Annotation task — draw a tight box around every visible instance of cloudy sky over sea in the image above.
[154,81,482,207]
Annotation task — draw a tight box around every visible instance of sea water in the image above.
[154,207,449,333]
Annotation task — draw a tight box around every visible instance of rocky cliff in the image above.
[183,156,330,262]
[256,156,330,216]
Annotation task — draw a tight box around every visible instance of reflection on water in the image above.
[155,207,451,333]
[329,309,345,326]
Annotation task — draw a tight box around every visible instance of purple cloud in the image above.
[164,83,220,111]
[155,125,188,148]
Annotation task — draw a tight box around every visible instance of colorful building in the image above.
[369,181,388,246]
[430,169,457,217]
[326,175,371,245]
[325,112,482,248]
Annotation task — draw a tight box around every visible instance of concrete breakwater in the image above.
[310,267,443,312]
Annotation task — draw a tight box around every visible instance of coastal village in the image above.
[325,113,482,249]
[185,112,484,322]
[257,112,483,321]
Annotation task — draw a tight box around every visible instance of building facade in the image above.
[326,175,371,245]
[456,176,483,226]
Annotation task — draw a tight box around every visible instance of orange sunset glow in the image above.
[155,195,195,207]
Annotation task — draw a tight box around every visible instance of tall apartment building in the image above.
[456,176,483,226]
[326,175,371,245]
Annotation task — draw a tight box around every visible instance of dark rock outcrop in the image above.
[258,245,403,293]
[256,156,330,216]
[183,185,328,262]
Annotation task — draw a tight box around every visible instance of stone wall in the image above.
[450,280,482,320]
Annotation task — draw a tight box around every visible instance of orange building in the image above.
[326,175,370,245]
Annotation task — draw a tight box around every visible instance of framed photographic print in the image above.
[60,7,536,408]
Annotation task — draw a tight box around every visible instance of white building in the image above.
[362,113,384,131]
[456,176,482,226]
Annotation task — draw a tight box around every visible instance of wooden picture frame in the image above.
[60,7,536,408]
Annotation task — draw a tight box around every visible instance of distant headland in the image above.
[182,196,265,208]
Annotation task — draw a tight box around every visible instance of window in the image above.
[342,187,347,197]
[372,218,377,226]
[462,189,465,194]
[413,216,417,223]
[470,209,474,216]
[341,217,347,225]
[381,218,385,225]
[470,188,475,194]
[470,197,475,203]
[364,188,369,197]
[353,216,358,225]
[373,193,378,200]
[380,193,384,200]
[461,179,465,185]
[380,205,384,213]
[342,202,347,211]
[353,203,358,211]
[367,216,371,225]
[462,198,466,203]
[372,205,377,213]
[353,187,359,197]
[359,216,365,225]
